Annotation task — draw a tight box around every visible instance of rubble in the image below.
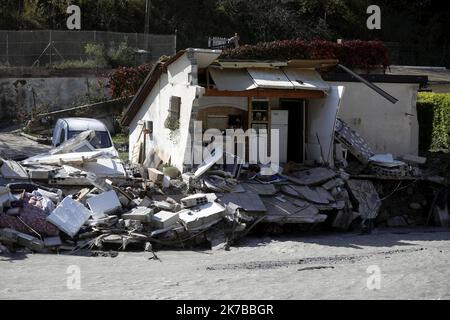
[86,190,122,218]
[46,197,92,238]
[0,118,448,255]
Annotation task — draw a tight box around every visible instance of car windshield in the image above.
[68,130,112,149]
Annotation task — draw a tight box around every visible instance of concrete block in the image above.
[148,168,164,184]
[122,206,154,222]
[179,202,226,230]
[154,200,175,211]
[29,169,50,180]
[139,196,153,207]
[151,210,180,229]
[181,194,208,208]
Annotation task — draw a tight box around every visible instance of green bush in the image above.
[417,92,450,152]
[85,43,108,68]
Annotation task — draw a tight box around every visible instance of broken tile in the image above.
[47,197,92,238]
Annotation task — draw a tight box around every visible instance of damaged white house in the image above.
[121,48,427,172]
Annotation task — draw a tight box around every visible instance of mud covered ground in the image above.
[1,227,450,300]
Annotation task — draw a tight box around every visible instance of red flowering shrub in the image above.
[221,39,390,70]
[108,63,153,98]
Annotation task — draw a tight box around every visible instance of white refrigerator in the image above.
[271,110,289,163]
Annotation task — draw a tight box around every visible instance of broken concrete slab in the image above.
[332,208,354,230]
[17,231,46,252]
[139,196,153,208]
[153,200,175,211]
[0,228,46,252]
[322,178,345,190]
[194,147,223,178]
[23,150,105,166]
[122,207,154,223]
[74,158,126,177]
[151,210,180,229]
[44,236,62,247]
[179,202,226,230]
[263,196,319,215]
[148,168,164,184]
[281,185,300,198]
[219,191,267,213]
[288,185,333,205]
[284,167,337,186]
[49,130,96,155]
[346,179,381,220]
[86,190,122,219]
[241,183,277,196]
[262,197,325,224]
[1,160,29,179]
[47,197,92,237]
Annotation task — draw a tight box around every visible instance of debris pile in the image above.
[0,120,448,255]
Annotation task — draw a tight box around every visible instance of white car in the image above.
[52,118,119,157]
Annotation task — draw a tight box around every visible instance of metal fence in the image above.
[0,30,176,67]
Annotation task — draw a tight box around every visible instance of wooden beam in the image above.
[204,88,325,99]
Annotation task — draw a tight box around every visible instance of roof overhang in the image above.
[208,67,330,95]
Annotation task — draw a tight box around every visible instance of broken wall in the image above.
[306,86,345,166]
[331,81,419,156]
[128,53,198,171]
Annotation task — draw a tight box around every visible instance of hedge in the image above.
[417,92,450,152]
[220,39,390,71]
